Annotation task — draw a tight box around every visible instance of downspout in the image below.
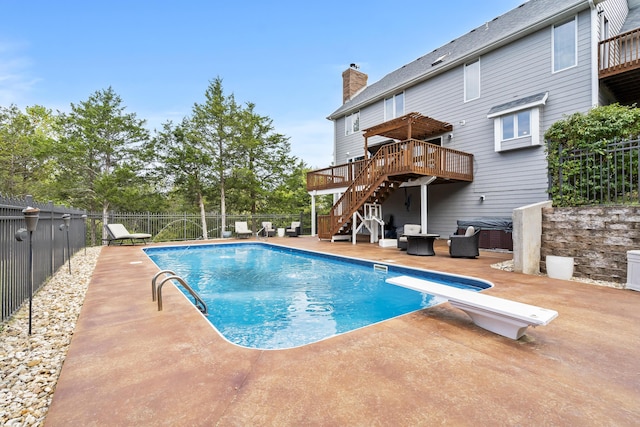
[589,0,600,107]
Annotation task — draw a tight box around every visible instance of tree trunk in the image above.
[220,177,226,236]
[198,192,208,240]
[102,202,109,246]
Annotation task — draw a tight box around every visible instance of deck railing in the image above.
[316,139,473,238]
[307,139,473,192]
[306,159,367,191]
[599,28,640,78]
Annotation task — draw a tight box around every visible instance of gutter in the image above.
[589,0,602,107]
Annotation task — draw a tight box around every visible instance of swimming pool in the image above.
[144,242,492,350]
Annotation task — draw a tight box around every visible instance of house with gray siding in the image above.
[307,0,640,245]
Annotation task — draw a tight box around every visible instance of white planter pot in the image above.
[546,255,574,280]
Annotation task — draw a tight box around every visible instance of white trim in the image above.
[552,15,578,74]
[487,92,548,118]
[344,111,360,136]
[492,107,542,152]
[383,92,405,121]
[464,58,481,102]
[590,1,600,106]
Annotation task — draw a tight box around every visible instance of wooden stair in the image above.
[315,139,474,240]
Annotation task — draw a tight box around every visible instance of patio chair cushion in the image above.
[397,224,421,250]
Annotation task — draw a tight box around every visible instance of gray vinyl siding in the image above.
[402,11,591,236]
[331,4,609,237]
[334,116,365,162]
[604,0,629,35]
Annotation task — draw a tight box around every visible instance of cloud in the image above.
[0,40,39,107]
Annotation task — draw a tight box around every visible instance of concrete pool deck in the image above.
[45,237,639,426]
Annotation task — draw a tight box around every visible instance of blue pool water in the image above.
[143,243,492,350]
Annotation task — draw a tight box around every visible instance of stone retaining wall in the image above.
[541,206,640,283]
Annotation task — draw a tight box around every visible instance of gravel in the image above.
[490,259,624,289]
[0,246,102,427]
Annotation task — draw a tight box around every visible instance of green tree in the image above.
[268,160,314,214]
[191,77,240,235]
[227,102,298,215]
[151,118,215,238]
[56,87,151,241]
[0,105,57,198]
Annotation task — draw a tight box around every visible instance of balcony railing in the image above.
[307,139,473,192]
[313,139,473,238]
[599,28,640,78]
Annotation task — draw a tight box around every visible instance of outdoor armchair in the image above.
[261,221,276,237]
[397,224,421,250]
[448,226,480,258]
[285,221,301,237]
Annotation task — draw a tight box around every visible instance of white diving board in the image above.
[387,276,558,340]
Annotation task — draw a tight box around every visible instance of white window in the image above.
[501,111,530,140]
[345,111,360,135]
[553,17,577,72]
[464,58,480,101]
[384,93,404,120]
[487,92,548,152]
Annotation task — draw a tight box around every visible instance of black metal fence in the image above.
[1,195,86,322]
[85,212,306,244]
[554,139,640,206]
[2,198,305,323]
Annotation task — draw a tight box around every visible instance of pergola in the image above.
[361,112,453,157]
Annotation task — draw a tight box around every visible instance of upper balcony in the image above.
[306,140,474,192]
[307,113,474,192]
[599,27,640,104]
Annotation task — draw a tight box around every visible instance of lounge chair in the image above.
[285,221,301,237]
[234,222,253,239]
[397,224,421,250]
[105,223,152,246]
[448,226,481,258]
[260,221,276,237]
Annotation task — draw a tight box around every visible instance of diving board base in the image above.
[386,276,558,340]
[448,301,531,339]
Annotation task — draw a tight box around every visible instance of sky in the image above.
[1,0,525,169]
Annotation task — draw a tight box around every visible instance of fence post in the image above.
[558,143,564,202]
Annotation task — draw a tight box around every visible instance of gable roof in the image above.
[328,0,597,120]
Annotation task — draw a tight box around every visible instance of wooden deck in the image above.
[307,139,473,192]
[599,28,640,104]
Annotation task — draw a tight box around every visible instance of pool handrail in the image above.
[152,270,175,302]
[156,274,208,315]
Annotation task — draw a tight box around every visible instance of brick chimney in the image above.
[342,65,367,104]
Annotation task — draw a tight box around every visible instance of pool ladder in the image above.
[152,270,208,315]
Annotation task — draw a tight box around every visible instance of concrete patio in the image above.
[44,238,639,426]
